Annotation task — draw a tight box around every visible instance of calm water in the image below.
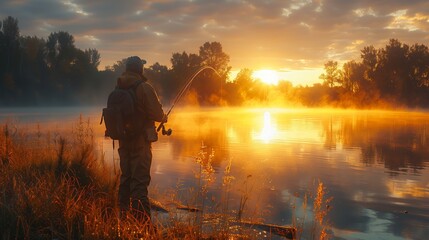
[1,107,429,239]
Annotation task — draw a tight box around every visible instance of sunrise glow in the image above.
[252,70,280,85]
[2,1,429,239]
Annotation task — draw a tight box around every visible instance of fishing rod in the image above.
[157,66,221,136]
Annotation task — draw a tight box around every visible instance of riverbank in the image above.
[0,117,332,239]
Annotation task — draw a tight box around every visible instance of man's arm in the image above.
[139,83,165,122]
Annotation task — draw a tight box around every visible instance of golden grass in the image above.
[0,117,331,239]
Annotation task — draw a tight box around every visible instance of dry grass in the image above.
[0,117,331,239]
[311,181,333,240]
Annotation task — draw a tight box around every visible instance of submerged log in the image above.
[236,220,296,239]
[149,198,169,213]
[149,200,295,239]
[149,198,200,213]
[175,203,200,212]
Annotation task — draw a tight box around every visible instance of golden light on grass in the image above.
[252,69,280,85]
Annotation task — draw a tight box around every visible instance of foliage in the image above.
[0,17,103,106]
[319,61,341,88]
[320,39,429,108]
[2,15,429,108]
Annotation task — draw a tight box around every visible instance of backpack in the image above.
[100,80,144,140]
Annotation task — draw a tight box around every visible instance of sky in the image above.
[1,0,429,86]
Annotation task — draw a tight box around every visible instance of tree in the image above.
[18,35,48,104]
[171,51,202,81]
[85,48,100,70]
[319,61,341,88]
[376,39,409,98]
[145,62,172,103]
[0,16,21,103]
[106,58,127,74]
[0,20,6,100]
[194,42,231,104]
[232,68,254,103]
[361,46,377,83]
[0,16,108,105]
[169,51,202,102]
[1,16,20,71]
[341,61,365,93]
[406,44,429,105]
[408,44,429,87]
[45,31,77,74]
[198,41,230,78]
[44,31,79,102]
[2,16,19,40]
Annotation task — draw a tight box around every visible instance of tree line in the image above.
[1,15,429,108]
[318,39,429,108]
[0,16,231,106]
[0,16,102,105]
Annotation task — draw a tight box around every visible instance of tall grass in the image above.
[311,181,333,240]
[0,117,331,239]
[0,118,124,239]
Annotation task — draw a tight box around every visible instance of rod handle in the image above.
[156,122,164,132]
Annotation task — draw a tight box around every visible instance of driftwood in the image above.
[234,220,296,239]
[149,198,200,213]
[149,199,295,239]
[149,198,169,213]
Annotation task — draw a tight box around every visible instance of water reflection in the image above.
[253,111,277,143]
[164,109,429,239]
[2,107,429,239]
[320,111,429,174]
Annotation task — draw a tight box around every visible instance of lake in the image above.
[1,107,428,239]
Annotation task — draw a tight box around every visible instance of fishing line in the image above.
[157,66,222,135]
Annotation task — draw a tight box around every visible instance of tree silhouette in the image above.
[228,68,253,104]
[2,16,429,108]
[320,60,341,88]
[193,42,231,105]
[1,16,20,72]
[86,48,101,70]
[144,62,171,104]
[376,39,409,99]
[199,42,230,78]
[319,39,429,108]
[45,31,76,73]
[0,16,109,105]
[407,44,429,105]
[361,46,377,83]
[0,16,21,104]
[170,51,202,86]
[341,61,363,93]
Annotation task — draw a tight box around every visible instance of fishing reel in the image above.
[160,124,172,136]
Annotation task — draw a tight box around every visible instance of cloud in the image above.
[386,9,429,31]
[1,0,428,73]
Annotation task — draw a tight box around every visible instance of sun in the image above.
[252,69,280,85]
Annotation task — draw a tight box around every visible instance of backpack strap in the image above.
[128,79,144,107]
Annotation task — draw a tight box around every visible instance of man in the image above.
[117,56,166,221]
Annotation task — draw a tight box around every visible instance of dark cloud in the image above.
[1,0,428,76]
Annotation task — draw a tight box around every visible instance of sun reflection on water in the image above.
[253,111,277,143]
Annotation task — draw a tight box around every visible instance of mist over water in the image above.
[1,107,429,239]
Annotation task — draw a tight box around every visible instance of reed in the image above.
[311,181,333,240]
